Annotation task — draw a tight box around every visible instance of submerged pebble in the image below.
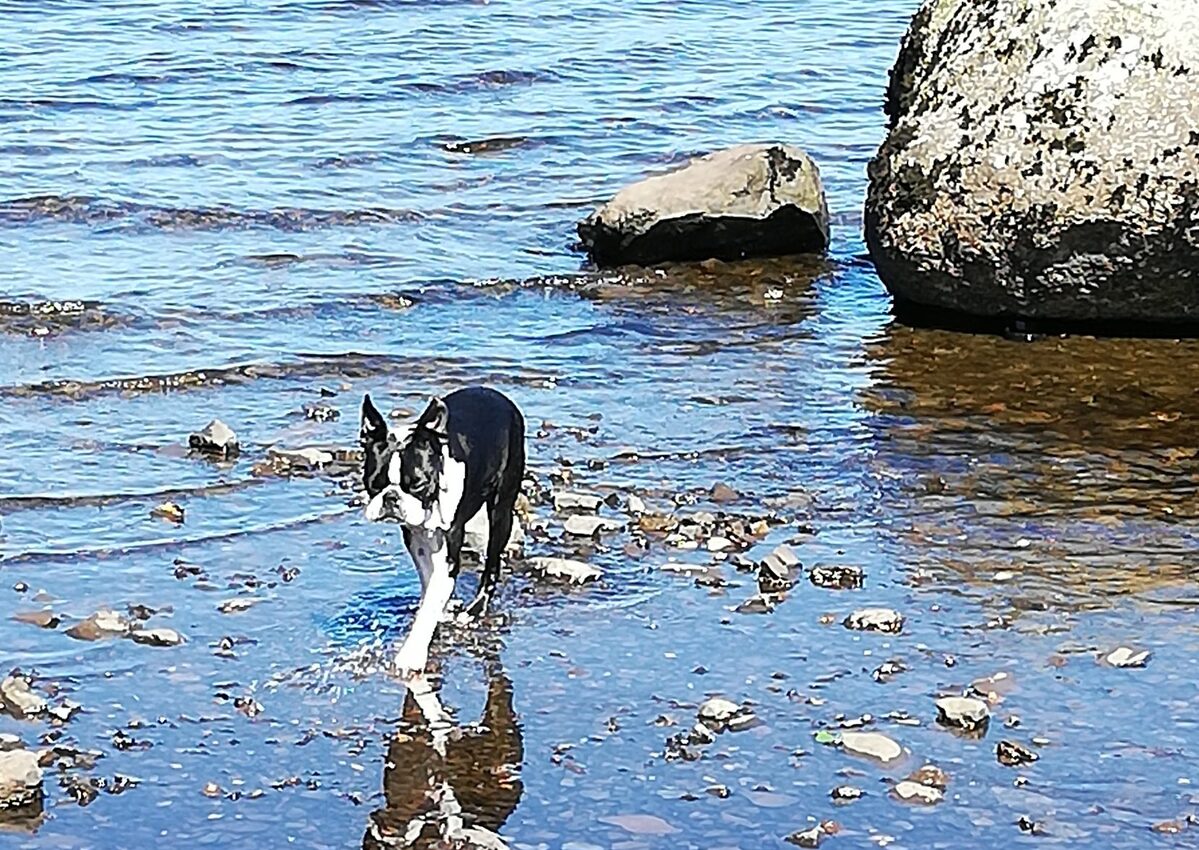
[130,627,185,647]
[809,564,864,590]
[892,780,943,805]
[996,740,1039,767]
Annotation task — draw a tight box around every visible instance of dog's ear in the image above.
[416,396,449,439]
[360,394,388,444]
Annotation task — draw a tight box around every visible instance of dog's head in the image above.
[360,394,450,525]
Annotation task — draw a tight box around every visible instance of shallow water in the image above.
[3,1,1199,847]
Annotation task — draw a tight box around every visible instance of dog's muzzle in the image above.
[364,487,402,522]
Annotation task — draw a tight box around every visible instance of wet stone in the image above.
[1104,646,1151,668]
[12,610,59,629]
[786,821,838,848]
[872,659,906,683]
[843,608,904,634]
[65,609,131,641]
[150,501,185,523]
[735,594,778,614]
[830,785,863,803]
[892,780,943,805]
[0,677,46,720]
[839,731,903,764]
[0,749,43,811]
[563,515,624,537]
[188,419,239,458]
[553,491,603,512]
[130,627,185,647]
[809,564,864,590]
[935,696,991,733]
[523,557,602,585]
[697,697,750,731]
[709,483,740,503]
[997,740,1039,767]
[218,598,258,614]
[626,493,647,514]
[302,402,339,422]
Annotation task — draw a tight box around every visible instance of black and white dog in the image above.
[360,387,525,676]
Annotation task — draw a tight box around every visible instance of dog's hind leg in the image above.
[463,494,515,620]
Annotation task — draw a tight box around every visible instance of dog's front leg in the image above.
[393,528,455,678]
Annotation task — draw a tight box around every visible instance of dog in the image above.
[360,387,525,676]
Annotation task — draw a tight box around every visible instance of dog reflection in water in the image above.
[364,671,523,850]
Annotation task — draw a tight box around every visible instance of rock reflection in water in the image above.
[364,670,523,850]
[863,324,1199,606]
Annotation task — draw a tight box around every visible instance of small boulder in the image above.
[0,677,46,720]
[12,611,59,629]
[843,608,904,634]
[523,557,602,585]
[935,696,991,733]
[188,419,239,458]
[709,483,740,504]
[0,749,43,811]
[150,501,185,523]
[579,143,829,267]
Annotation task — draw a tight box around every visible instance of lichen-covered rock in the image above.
[866,0,1199,325]
[580,143,829,266]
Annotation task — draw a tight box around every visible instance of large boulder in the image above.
[866,0,1199,325]
[579,143,829,267]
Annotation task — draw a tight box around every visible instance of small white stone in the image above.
[1105,646,1151,668]
[553,492,603,513]
[935,696,990,731]
[563,515,623,537]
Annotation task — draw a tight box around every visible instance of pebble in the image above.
[996,740,1039,767]
[706,536,734,552]
[12,583,27,593]
[935,696,990,732]
[130,627,186,647]
[151,501,185,523]
[872,660,906,683]
[830,785,863,803]
[840,731,903,764]
[809,564,864,590]
[48,701,81,723]
[188,419,239,458]
[563,515,624,537]
[0,735,19,752]
[523,557,602,584]
[1104,646,1151,668]
[0,748,43,810]
[553,492,603,512]
[218,598,259,614]
[626,493,647,514]
[843,608,904,634]
[892,780,943,805]
[697,697,757,732]
[65,609,131,641]
[302,402,339,422]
